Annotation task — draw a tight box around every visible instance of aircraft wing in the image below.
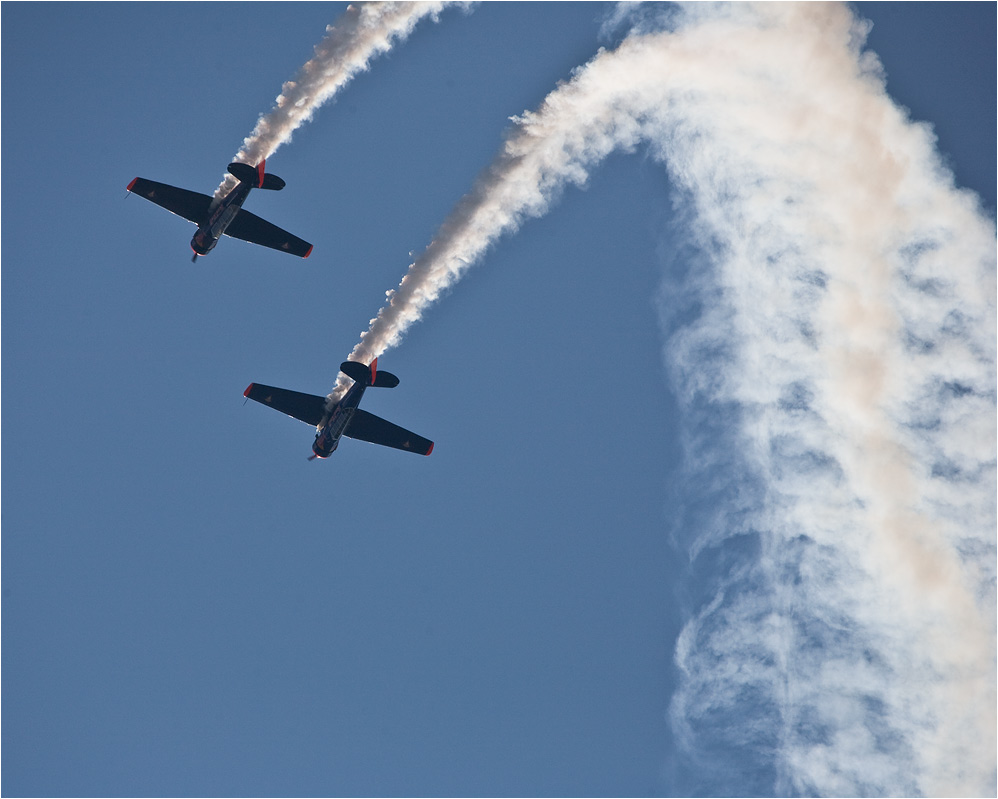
[224,209,313,258]
[127,178,211,225]
[244,383,327,427]
[345,409,434,455]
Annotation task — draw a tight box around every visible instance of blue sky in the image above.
[3,3,995,796]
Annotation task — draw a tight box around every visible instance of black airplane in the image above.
[244,359,434,459]
[127,160,313,261]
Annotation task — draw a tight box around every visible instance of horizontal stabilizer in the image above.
[340,360,399,388]
[340,360,373,385]
[258,174,285,190]
[228,162,285,190]
[372,371,400,388]
[345,409,434,456]
[243,383,327,426]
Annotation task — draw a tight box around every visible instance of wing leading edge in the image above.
[345,408,434,456]
[127,178,212,225]
[244,383,326,427]
[224,209,313,258]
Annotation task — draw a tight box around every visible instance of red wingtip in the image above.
[303,245,313,259]
[243,383,254,397]
[425,443,434,456]
[256,160,266,188]
[370,358,378,385]
[127,178,137,192]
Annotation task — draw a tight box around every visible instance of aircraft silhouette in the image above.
[127,160,312,261]
[244,359,434,459]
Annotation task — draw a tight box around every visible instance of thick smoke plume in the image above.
[337,3,996,795]
[214,1,455,201]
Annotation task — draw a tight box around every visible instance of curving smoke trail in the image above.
[336,3,996,795]
[213,1,458,201]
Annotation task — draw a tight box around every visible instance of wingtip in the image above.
[303,244,313,259]
[243,383,254,397]
[126,177,137,192]
[425,442,434,456]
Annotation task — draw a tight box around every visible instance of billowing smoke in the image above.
[336,3,996,795]
[650,7,995,795]
[214,1,457,201]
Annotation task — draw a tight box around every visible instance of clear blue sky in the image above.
[3,3,994,796]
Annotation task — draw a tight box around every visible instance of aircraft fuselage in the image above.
[312,380,368,458]
[191,181,254,256]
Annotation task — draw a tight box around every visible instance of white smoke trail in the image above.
[331,17,656,397]
[338,3,996,794]
[645,6,995,795]
[213,1,457,200]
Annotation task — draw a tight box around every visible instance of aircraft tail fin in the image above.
[227,161,286,191]
[340,358,399,388]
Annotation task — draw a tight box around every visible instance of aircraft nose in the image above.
[191,230,212,255]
